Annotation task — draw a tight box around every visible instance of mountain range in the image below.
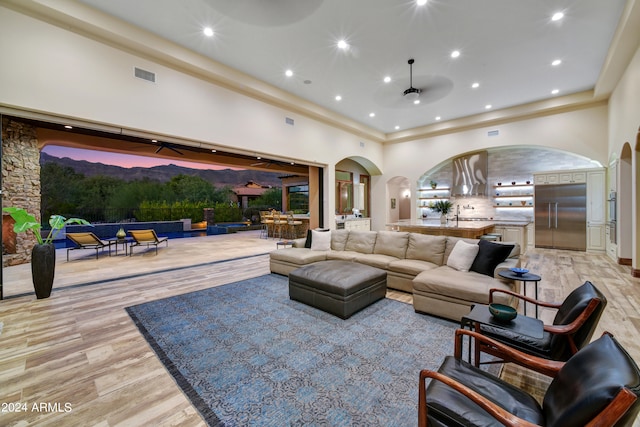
[40,152,283,188]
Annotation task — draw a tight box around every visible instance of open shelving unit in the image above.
[493,183,534,208]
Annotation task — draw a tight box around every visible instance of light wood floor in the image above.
[1,231,639,426]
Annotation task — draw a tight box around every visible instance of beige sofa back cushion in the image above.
[344,231,378,254]
[331,230,350,251]
[406,234,446,265]
[374,231,409,259]
[443,236,521,264]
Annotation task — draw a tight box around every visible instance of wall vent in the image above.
[134,67,156,83]
[487,129,499,137]
[285,117,294,126]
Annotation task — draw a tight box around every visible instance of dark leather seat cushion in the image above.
[426,356,544,427]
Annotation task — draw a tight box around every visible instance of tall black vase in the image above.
[31,244,56,299]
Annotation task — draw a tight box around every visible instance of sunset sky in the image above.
[42,145,238,170]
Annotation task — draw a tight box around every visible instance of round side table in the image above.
[498,270,542,318]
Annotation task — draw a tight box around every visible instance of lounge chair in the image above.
[66,232,113,261]
[128,229,168,255]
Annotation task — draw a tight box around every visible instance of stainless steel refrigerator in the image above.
[535,183,587,251]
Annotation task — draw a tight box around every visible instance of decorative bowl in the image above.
[489,303,517,322]
[510,267,529,276]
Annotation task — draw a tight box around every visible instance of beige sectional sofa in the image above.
[269,230,522,321]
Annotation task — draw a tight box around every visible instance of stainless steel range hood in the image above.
[452,151,488,196]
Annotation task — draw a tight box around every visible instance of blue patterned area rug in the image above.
[126,274,464,426]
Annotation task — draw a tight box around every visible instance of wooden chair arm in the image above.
[419,369,542,427]
[490,288,562,309]
[454,329,564,377]
[584,387,637,427]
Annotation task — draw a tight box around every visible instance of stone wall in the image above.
[2,117,41,266]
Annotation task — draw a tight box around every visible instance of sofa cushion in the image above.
[446,240,479,272]
[331,229,350,251]
[269,247,328,265]
[470,239,515,276]
[405,234,446,265]
[344,231,378,254]
[326,250,358,262]
[311,229,332,251]
[354,253,399,270]
[444,236,479,264]
[373,231,409,259]
[304,228,330,248]
[413,266,513,306]
[388,258,439,276]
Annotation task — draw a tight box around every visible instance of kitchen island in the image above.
[387,219,531,241]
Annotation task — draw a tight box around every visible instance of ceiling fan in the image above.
[403,59,421,102]
[154,141,184,156]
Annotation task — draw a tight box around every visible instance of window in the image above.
[288,185,309,213]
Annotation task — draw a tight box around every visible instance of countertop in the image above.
[386,219,531,230]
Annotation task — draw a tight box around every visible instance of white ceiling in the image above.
[77,0,627,134]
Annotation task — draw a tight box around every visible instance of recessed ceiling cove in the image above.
[203,0,324,26]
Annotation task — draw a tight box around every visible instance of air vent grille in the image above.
[134,67,156,83]
[285,117,294,126]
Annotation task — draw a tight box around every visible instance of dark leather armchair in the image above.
[479,281,607,369]
[419,330,640,427]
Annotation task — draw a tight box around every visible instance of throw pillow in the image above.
[310,229,331,251]
[446,240,480,272]
[304,228,329,248]
[470,239,515,276]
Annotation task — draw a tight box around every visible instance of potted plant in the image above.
[430,200,453,224]
[430,180,438,189]
[3,207,90,299]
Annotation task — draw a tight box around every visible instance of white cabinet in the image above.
[587,170,606,252]
[535,171,586,185]
[559,171,587,184]
[493,225,528,254]
[534,174,559,185]
[344,218,370,231]
[526,223,535,250]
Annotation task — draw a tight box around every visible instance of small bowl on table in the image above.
[510,267,529,277]
[489,303,517,323]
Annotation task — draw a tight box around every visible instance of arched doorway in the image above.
[618,143,632,265]
[386,176,411,224]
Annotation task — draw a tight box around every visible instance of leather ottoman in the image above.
[288,260,387,319]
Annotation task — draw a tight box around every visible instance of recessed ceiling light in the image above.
[416,0,428,6]
[285,69,293,77]
[383,76,391,83]
[203,27,214,37]
[151,139,157,142]
[451,50,460,58]
[395,125,400,130]
[551,59,562,66]
[369,112,375,118]
[64,125,73,129]
[471,82,480,89]
[435,116,441,121]
[414,99,420,105]
[485,104,492,110]
[335,95,342,101]
[211,149,217,153]
[337,40,349,50]
[551,89,559,95]
[257,156,261,160]
[551,12,564,21]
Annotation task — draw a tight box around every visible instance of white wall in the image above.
[608,45,640,270]
[372,106,608,229]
